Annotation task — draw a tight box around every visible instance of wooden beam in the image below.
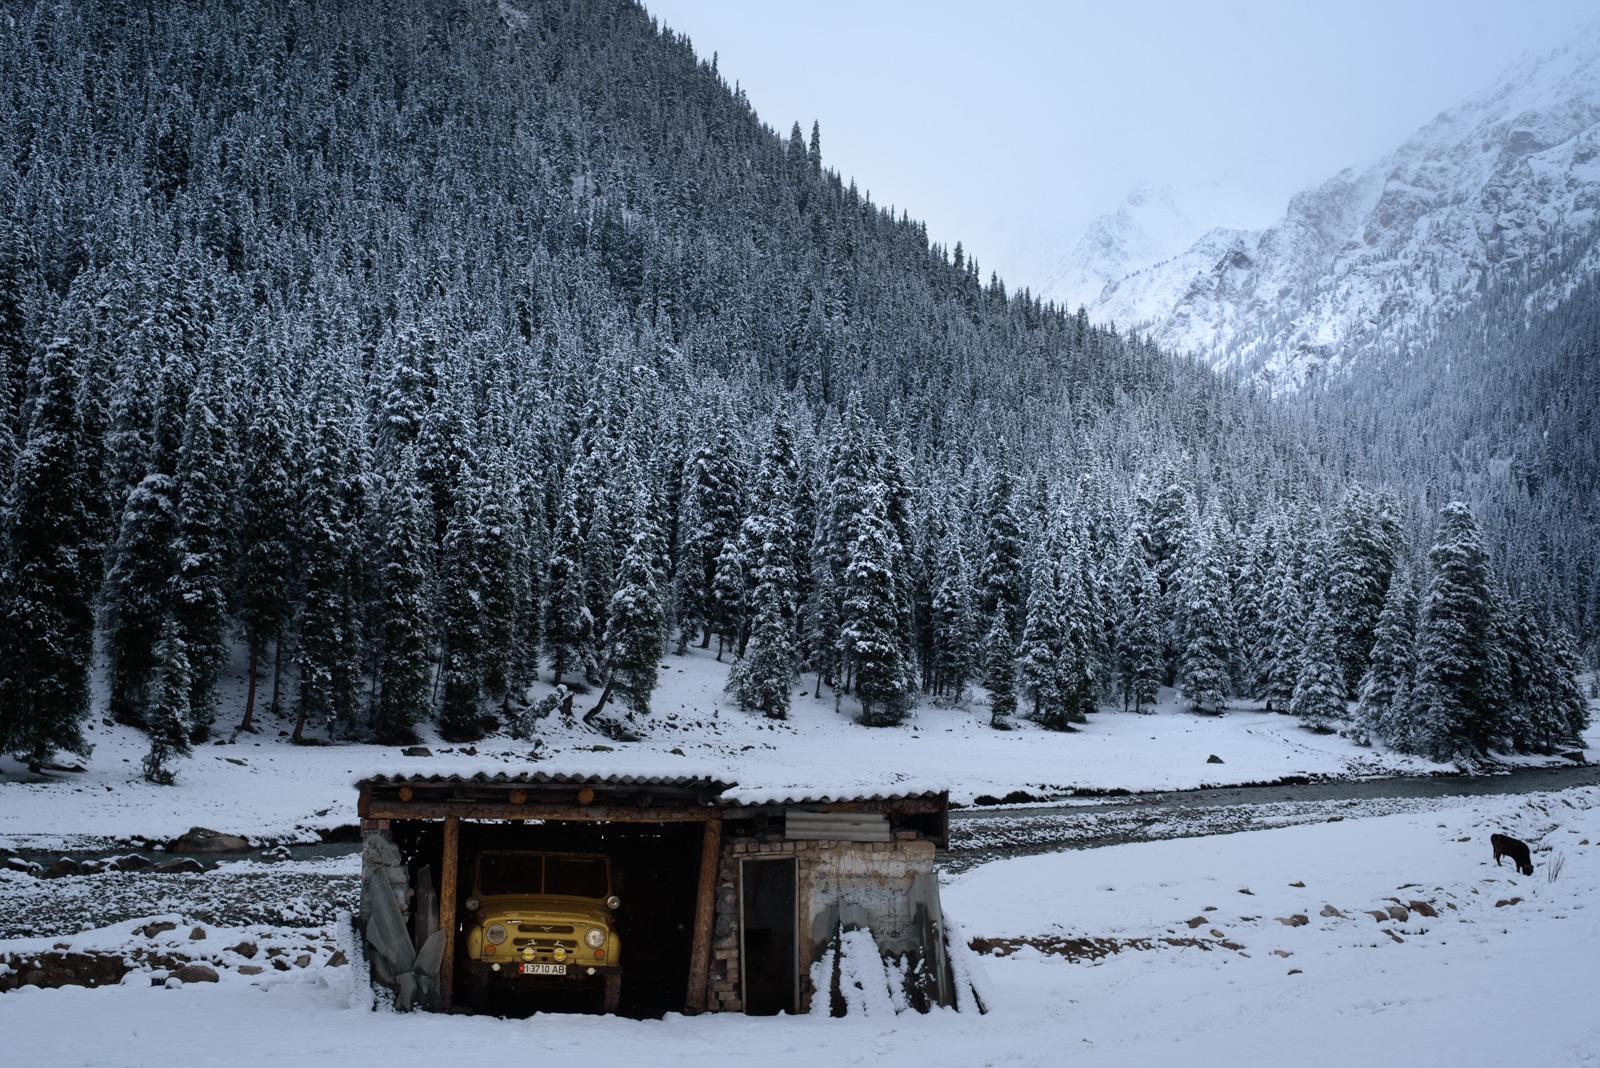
[364,801,720,823]
[357,783,371,819]
[684,817,722,1013]
[438,815,459,1011]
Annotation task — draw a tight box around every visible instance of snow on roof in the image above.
[356,766,947,807]
[357,765,733,790]
[720,782,950,807]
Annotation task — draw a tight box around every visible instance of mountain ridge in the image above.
[1086,21,1600,390]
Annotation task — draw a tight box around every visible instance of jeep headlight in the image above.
[486,924,508,945]
[584,927,606,949]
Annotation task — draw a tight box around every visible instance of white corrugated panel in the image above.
[784,810,891,843]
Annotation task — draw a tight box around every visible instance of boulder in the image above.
[401,746,433,758]
[1408,900,1438,918]
[4,856,42,876]
[141,921,179,939]
[226,942,259,959]
[110,854,151,872]
[326,951,348,968]
[42,858,82,879]
[1275,914,1309,927]
[172,827,251,854]
[1206,754,1225,764]
[189,926,207,941]
[237,965,264,976]
[1320,904,1344,918]
[151,857,206,874]
[173,963,219,984]
[1384,905,1409,922]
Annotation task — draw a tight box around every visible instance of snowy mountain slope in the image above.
[1089,23,1600,389]
[1037,178,1273,311]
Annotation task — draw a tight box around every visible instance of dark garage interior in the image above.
[387,818,704,1019]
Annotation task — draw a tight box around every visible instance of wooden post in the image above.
[439,815,460,1011]
[684,817,722,1013]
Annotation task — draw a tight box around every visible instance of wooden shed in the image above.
[355,770,955,1017]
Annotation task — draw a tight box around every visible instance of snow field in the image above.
[4,788,1598,1066]
[0,645,1484,850]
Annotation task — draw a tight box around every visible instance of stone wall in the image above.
[705,829,938,1014]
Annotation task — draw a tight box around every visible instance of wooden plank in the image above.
[684,817,722,1013]
[357,783,371,819]
[438,815,459,1011]
[365,801,720,823]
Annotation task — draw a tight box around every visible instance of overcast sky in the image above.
[644,0,1595,293]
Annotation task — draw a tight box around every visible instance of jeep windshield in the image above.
[476,853,609,899]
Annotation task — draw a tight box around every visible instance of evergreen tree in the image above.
[1408,502,1499,761]
[976,468,1025,727]
[677,414,744,649]
[372,449,433,744]
[1178,519,1234,712]
[294,405,362,744]
[169,370,232,740]
[1355,570,1418,748]
[141,615,193,784]
[729,417,798,718]
[234,371,297,732]
[439,473,488,741]
[1019,544,1066,724]
[590,482,665,722]
[929,535,974,700]
[1115,540,1163,713]
[1265,562,1307,713]
[842,484,913,726]
[0,337,97,764]
[101,472,177,724]
[1326,486,1402,695]
[1291,593,1346,730]
[544,491,593,688]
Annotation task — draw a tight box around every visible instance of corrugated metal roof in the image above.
[720,783,949,807]
[357,768,946,807]
[359,768,732,790]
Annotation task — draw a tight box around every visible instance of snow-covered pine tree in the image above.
[590,480,665,722]
[729,415,799,718]
[439,471,488,741]
[544,490,593,688]
[141,615,192,784]
[1326,486,1402,696]
[929,534,974,700]
[1177,518,1234,713]
[1407,502,1499,761]
[1264,560,1307,713]
[1114,537,1163,712]
[476,458,525,713]
[676,410,744,650]
[294,402,362,744]
[0,336,98,764]
[1019,538,1066,724]
[101,470,177,724]
[709,535,747,660]
[1290,592,1346,731]
[841,483,913,726]
[372,448,433,744]
[234,368,297,732]
[169,368,232,740]
[1355,570,1417,748]
[976,466,1025,727]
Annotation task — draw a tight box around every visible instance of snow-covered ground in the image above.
[5,786,1596,1066]
[1,643,1550,850]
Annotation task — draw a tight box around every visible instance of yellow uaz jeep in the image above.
[462,850,623,1012]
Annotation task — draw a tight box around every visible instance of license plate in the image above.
[519,963,566,976]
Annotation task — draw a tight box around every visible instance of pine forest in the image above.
[0,0,1591,783]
